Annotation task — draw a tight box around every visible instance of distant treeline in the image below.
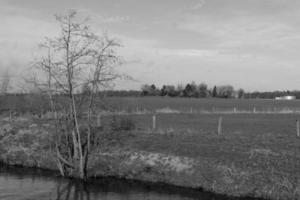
[140,83,239,98]
[1,83,300,108]
[101,83,300,99]
[139,83,300,99]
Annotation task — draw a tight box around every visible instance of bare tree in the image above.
[34,10,122,179]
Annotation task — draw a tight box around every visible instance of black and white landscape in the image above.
[1,1,300,200]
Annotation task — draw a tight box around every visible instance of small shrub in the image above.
[119,118,135,131]
[110,116,135,131]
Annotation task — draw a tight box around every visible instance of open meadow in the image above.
[93,97,300,137]
[2,96,300,199]
[95,97,300,199]
[100,97,300,114]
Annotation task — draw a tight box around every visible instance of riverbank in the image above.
[0,162,242,200]
[0,115,300,200]
[2,163,257,200]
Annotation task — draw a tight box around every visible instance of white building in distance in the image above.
[275,95,296,100]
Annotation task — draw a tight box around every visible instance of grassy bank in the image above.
[1,113,300,199]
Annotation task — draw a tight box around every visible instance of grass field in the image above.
[95,97,300,137]
[100,97,300,113]
[2,97,300,199]
[104,113,300,134]
[91,97,300,199]
[116,122,300,199]
[94,97,300,142]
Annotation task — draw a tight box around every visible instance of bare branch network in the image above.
[30,10,125,179]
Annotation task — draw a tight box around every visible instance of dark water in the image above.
[0,165,238,200]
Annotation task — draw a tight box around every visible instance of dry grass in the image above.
[100,97,300,114]
[2,97,300,199]
[101,123,300,200]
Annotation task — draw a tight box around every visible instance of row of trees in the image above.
[141,83,245,98]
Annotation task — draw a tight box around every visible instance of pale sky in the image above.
[1,0,300,91]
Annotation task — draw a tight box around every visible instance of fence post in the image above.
[297,119,300,137]
[97,113,101,127]
[233,107,237,113]
[253,107,256,113]
[152,115,156,130]
[54,110,57,119]
[217,116,222,135]
[9,110,12,122]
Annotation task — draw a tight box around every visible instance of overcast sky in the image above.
[1,0,300,91]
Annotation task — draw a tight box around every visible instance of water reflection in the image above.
[54,178,209,200]
[56,181,86,200]
[0,164,230,200]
